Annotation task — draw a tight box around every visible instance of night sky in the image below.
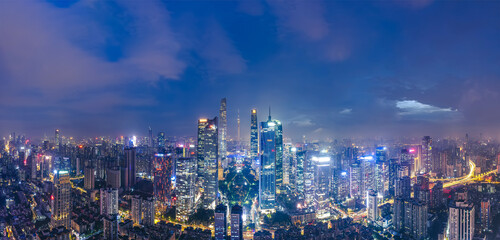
[1,0,500,140]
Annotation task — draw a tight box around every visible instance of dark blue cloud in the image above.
[1,0,500,140]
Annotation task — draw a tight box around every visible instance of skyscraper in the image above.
[422,136,432,173]
[395,176,411,199]
[250,109,259,160]
[106,167,121,189]
[231,205,243,240]
[103,214,119,240]
[367,191,378,223]
[259,113,283,210]
[51,170,71,229]
[100,188,119,216]
[312,154,331,219]
[123,147,136,190]
[157,132,165,151]
[448,201,474,240]
[481,199,491,231]
[215,204,227,240]
[131,195,155,226]
[55,129,60,149]
[84,166,95,190]
[219,98,227,169]
[176,157,196,222]
[197,117,219,209]
[153,153,173,208]
[148,126,153,148]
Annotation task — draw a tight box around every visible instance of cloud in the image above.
[396,100,462,121]
[199,20,247,76]
[289,115,315,127]
[267,0,329,41]
[339,108,352,114]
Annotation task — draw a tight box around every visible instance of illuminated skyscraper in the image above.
[448,201,475,240]
[259,113,282,210]
[148,126,153,148]
[157,132,165,150]
[349,161,361,198]
[55,129,60,148]
[422,136,432,173]
[367,191,378,223]
[153,153,173,208]
[215,204,227,240]
[219,98,227,169]
[295,150,305,194]
[250,109,259,160]
[176,157,196,222]
[197,117,219,209]
[312,154,331,219]
[51,170,71,229]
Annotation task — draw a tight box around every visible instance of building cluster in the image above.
[1,99,500,239]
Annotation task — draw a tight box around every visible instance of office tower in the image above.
[336,170,349,202]
[103,214,119,240]
[259,114,283,210]
[367,191,378,223]
[197,117,219,209]
[388,158,399,197]
[250,109,259,160]
[480,199,491,231]
[295,150,305,194]
[106,167,121,189]
[375,157,388,197]
[312,155,331,219]
[231,205,243,240]
[361,156,376,198]
[50,170,71,229]
[304,154,315,205]
[215,204,227,240]
[448,201,475,240]
[131,195,142,224]
[395,176,411,199]
[84,166,95,190]
[148,126,153,148]
[349,162,361,198]
[219,98,227,169]
[422,136,432,173]
[55,129,60,149]
[237,109,241,144]
[157,132,165,150]
[100,188,119,216]
[176,157,196,222]
[153,153,173,207]
[123,147,136,190]
[430,181,443,209]
[141,196,155,226]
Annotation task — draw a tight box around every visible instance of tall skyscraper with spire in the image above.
[259,110,283,210]
[237,109,241,146]
[250,109,259,160]
[197,117,219,209]
[219,98,227,170]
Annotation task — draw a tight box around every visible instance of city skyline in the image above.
[2,1,500,139]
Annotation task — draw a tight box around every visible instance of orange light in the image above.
[79,145,83,149]
[199,119,207,123]
[51,195,54,200]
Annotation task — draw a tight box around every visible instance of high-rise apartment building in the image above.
[123,147,136,190]
[84,166,95,190]
[100,188,119,216]
[448,201,474,240]
[153,153,173,207]
[422,136,432,173]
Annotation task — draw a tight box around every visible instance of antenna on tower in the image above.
[268,106,271,121]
